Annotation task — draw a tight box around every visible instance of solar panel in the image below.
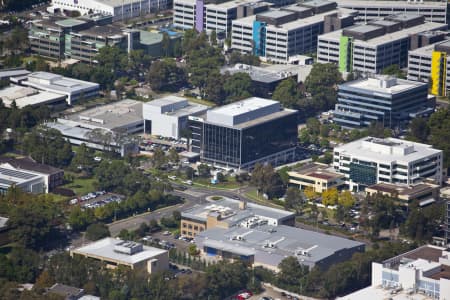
[0,178,18,185]
[0,167,37,180]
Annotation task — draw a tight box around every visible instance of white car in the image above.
[94,156,102,162]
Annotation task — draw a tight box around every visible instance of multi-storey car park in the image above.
[317,14,447,74]
[333,137,443,191]
[333,76,434,129]
[334,0,449,24]
[231,0,356,63]
[49,0,171,21]
[408,39,450,97]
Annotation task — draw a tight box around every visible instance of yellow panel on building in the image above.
[431,50,447,96]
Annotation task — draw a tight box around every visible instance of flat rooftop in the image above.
[320,21,446,46]
[290,163,344,180]
[335,137,442,164]
[195,224,364,266]
[71,237,167,265]
[55,18,86,27]
[182,198,294,225]
[335,0,448,8]
[0,69,30,79]
[340,76,427,95]
[144,95,208,117]
[78,25,124,37]
[221,63,303,84]
[337,285,436,300]
[23,72,99,94]
[63,99,143,130]
[367,182,438,197]
[0,156,63,175]
[205,0,266,9]
[0,85,65,108]
[410,39,450,56]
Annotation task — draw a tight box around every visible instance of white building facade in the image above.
[333,137,443,191]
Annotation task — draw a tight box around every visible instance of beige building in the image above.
[288,163,345,193]
[180,198,295,238]
[71,238,169,274]
[365,182,440,207]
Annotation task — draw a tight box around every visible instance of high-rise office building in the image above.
[189,97,298,169]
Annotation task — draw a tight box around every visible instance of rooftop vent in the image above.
[114,241,143,255]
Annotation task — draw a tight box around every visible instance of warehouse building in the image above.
[232,1,356,63]
[333,76,433,129]
[317,14,447,74]
[12,72,99,105]
[333,137,443,191]
[71,238,169,274]
[335,0,449,24]
[143,96,207,139]
[50,0,171,21]
[194,224,365,271]
[180,198,295,237]
[189,97,298,169]
[408,39,450,97]
[47,99,143,156]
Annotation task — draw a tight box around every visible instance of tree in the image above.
[205,70,226,104]
[152,148,167,169]
[277,256,309,290]
[188,244,199,256]
[210,30,217,46]
[428,108,450,168]
[184,166,194,180]
[303,186,317,200]
[71,143,94,170]
[306,118,321,135]
[338,190,355,208]
[367,121,386,138]
[223,73,253,102]
[382,64,406,79]
[285,187,303,212]
[322,188,338,206]
[7,26,29,53]
[168,147,179,164]
[304,63,342,96]
[197,164,211,178]
[408,117,430,143]
[85,223,110,241]
[272,78,301,108]
[148,59,186,91]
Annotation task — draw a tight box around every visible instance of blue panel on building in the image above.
[253,20,266,56]
[205,247,217,256]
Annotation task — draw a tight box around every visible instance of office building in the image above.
[446,200,450,245]
[333,76,432,129]
[287,162,345,193]
[333,137,443,191]
[12,72,99,105]
[232,1,356,62]
[50,0,171,21]
[180,198,295,237]
[195,224,365,271]
[173,0,273,33]
[335,0,449,24]
[365,181,440,207]
[0,157,64,192]
[338,245,450,300]
[47,99,143,156]
[408,39,450,97]
[317,14,447,74]
[0,85,67,109]
[220,62,313,97]
[71,238,169,274]
[189,97,298,169]
[142,96,207,139]
[0,163,47,195]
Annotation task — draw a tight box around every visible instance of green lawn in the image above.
[193,177,241,189]
[183,96,216,107]
[244,189,284,209]
[62,177,97,196]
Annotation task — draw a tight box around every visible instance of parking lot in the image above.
[69,192,124,209]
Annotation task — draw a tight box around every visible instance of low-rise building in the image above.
[333,76,433,129]
[143,95,208,139]
[12,72,99,105]
[317,14,447,74]
[71,238,169,274]
[335,0,449,24]
[333,137,443,191]
[338,245,450,300]
[0,163,47,195]
[47,283,84,300]
[189,97,298,169]
[181,198,295,237]
[195,224,365,271]
[232,1,356,63]
[366,182,440,207]
[0,85,67,109]
[47,99,143,156]
[220,62,312,97]
[287,162,345,193]
[0,157,64,192]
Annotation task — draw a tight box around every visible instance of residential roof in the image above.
[182,197,294,225]
[195,224,364,267]
[71,237,167,265]
[0,157,63,175]
[334,137,442,165]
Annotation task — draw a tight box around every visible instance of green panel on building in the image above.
[339,36,352,73]
[349,162,377,186]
